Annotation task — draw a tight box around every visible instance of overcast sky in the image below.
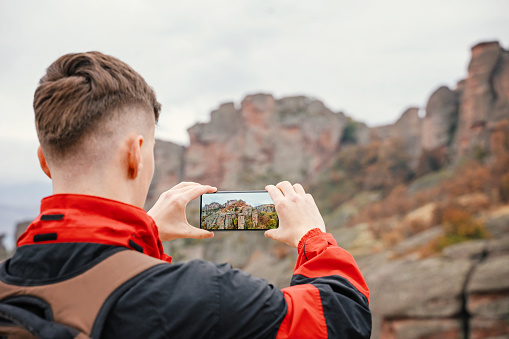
[1,0,508,184]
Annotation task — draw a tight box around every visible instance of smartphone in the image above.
[200,191,278,230]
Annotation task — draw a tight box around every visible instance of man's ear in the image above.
[37,146,52,179]
[127,135,144,179]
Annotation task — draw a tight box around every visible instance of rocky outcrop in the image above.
[146,95,349,204]
[145,141,185,209]
[422,86,459,151]
[256,204,276,214]
[355,209,509,339]
[147,41,508,201]
[13,221,30,248]
[0,221,30,260]
[371,107,423,166]
[202,212,236,230]
[201,199,275,230]
[453,41,509,160]
[184,94,347,190]
[466,238,509,339]
[0,235,7,261]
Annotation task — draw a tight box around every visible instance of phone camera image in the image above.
[200,191,278,230]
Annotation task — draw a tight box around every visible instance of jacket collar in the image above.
[17,194,172,263]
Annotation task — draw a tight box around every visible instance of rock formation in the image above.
[373,108,422,150]
[145,141,185,208]
[147,41,508,209]
[256,204,276,214]
[453,41,509,159]
[359,216,509,339]
[202,212,236,230]
[145,95,348,208]
[421,86,459,151]
[187,95,347,188]
[0,235,7,261]
[371,107,423,166]
[200,199,275,230]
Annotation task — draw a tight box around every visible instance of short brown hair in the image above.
[34,51,161,155]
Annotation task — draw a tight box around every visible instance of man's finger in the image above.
[178,185,217,202]
[276,181,295,197]
[170,182,200,191]
[186,228,214,239]
[293,183,306,195]
[266,184,283,203]
[264,228,278,240]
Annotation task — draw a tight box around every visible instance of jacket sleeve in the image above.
[276,228,371,338]
[216,228,371,339]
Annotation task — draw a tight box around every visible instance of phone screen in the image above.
[200,191,278,230]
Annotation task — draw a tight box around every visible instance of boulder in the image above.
[467,236,509,339]
[368,257,473,319]
[442,239,486,260]
[467,255,509,294]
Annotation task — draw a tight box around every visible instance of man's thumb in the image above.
[187,226,214,239]
[264,229,277,240]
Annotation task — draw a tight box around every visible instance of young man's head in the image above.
[34,51,161,207]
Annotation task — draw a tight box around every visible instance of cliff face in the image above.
[148,43,509,207]
[185,95,347,188]
[422,86,459,151]
[371,107,423,167]
[146,95,348,207]
[145,140,185,208]
[453,41,509,159]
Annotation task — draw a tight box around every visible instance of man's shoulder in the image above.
[126,257,228,293]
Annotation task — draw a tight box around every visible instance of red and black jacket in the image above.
[0,194,371,338]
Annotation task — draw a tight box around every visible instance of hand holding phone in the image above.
[265,181,326,248]
[148,182,217,241]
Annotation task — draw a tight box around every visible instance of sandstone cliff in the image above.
[453,41,509,159]
[147,42,509,210]
[186,95,347,188]
[145,95,348,208]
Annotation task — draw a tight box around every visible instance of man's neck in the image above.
[51,172,139,207]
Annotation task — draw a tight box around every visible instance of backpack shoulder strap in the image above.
[0,250,166,337]
[0,303,87,339]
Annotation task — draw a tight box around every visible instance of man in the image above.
[0,52,371,338]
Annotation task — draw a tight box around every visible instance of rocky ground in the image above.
[347,206,509,339]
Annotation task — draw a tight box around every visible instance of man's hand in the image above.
[265,181,326,248]
[148,182,217,241]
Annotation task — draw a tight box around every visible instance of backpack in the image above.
[0,250,166,339]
